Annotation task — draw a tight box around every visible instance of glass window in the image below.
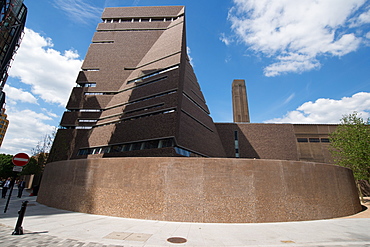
[309,138,320,143]
[234,140,239,148]
[160,138,174,148]
[143,140,159,149]
[122,144,131,151]
[80,109,101,112]
[175,147,190,157]
[321,138,330,143]
[111,145,123,152]
[77,149,88,155]
[76,126,92,129]
[297,138,308,142]
[102,147,111,153]
[131,142,142,150]
[151,18,164,22]
[79,119,97,122]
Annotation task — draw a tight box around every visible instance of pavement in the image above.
[0,188,370,247]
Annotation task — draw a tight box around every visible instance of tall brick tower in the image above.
[50,6,225,161]
[0,0,27,107]
[232,79,250,123]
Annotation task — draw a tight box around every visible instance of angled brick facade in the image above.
[50,6,225,161]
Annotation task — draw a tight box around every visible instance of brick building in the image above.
[50,6,337,164]
[0,107,8,147]
[0,0,27,107]
[40,6,361,224]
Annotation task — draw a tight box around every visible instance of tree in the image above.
[0,154,14,178]
[329,112,370,200]
[31,129,56,172]
[20,157,42,176]
[21,129,57,186]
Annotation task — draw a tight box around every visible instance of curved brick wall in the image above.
[37,158,362,223]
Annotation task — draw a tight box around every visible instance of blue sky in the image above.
[1,0,370,155]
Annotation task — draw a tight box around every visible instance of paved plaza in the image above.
[0,188,369,246]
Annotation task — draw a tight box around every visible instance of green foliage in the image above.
[329,112,370,180]
[20,157,42,175]
[0,154,14,178]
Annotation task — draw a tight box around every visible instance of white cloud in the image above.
[228,0,368,76]
[220,33,232,46]
[0,108,55,155]
[264,56,320,77]
[53,0,102,24]
[350,8,370,26]
[283,93,295,105]
[8,28,83,106]
[366,32,370,39]
[41,108,59,118]
[3,84,38,105]
[265,92,370,123]
[187,47,194,67]
[1,28,83,154]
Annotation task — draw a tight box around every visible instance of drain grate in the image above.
[167,237,187,244]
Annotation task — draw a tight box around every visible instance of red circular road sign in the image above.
[12,153,30,166]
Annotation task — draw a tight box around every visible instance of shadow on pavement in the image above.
[1,188,72,219]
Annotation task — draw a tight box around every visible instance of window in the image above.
[124,103,164,115]
[78,83,96,87]
[93,148,102,154]
[85,92,104,95]
[122,144,131,151]
[175,147,190,157]
[234,130,239,158]
[309,138,320,143]
[297,138,308,142]
[76,126,92,129]
[151,18,165,22]
[127,65,178,84]
[234,130,238,140]
[77,138,176,155]
[77,149,88,155]
[163,109,175,114]
[80,109,102,112]
[111,145,123,152]
[131,142,142,151]
[82,69,99,71]
[78,119,97,122]
[321,138,330,143]
[102,147,111,153]
[159,138,174,148]
[92,41,114,44]
[143,140,159,149]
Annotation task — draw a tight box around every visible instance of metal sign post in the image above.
[3,153,30,213]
